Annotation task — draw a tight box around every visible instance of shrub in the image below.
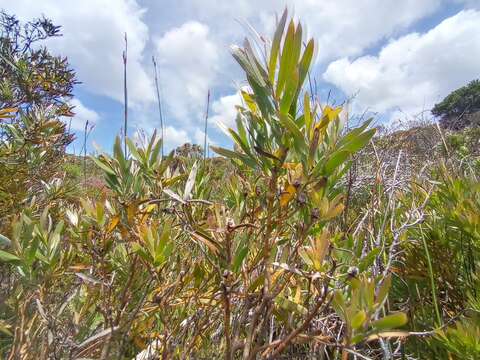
[432,80,480,130]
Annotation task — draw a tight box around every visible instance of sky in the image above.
[2,0,480,154]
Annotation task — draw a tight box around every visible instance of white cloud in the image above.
[149,0,442,62]
[133,124,191,151]
[163,126,191,150]
[154,21,220,124]
[210,92,242,129]
[284,0,442,62]
[323,10,480,117]
[193,128,215,148]
[67,99,100,131]
[5,0,154,105]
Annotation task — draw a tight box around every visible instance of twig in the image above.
[123,32,128,155]
[152,56,164,158]
[203,90,210,163]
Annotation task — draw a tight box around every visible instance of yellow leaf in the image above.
[292,163,303,184]
[324,195,345,219]
[133,336,147,349]
[267,270,284,290]
[325,203,345,220]
[302,231,330,271]
[323,105,342,122]
[0,107,18,119]
[127,203,137,223]
[107,216,120,233]
[313,106,342,134]
[0,107,18,114]
[280,183,296,207]
[313,230,330,266]
[145,204,156,213]
[318,197,330,215]
[69,264,90,271]
[282,162,298,170]
[294,286,302,304]
[241,90,258,113]
[190,231,220,254]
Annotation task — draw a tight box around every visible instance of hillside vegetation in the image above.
[1,9,479,360]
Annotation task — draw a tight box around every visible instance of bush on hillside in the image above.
[432,80,480,130]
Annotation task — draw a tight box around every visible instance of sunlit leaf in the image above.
[351,310,367,330]
[371,313,408,331]
[184,161,198,200]
[268,8,288,83]
[0,249,20,263]
[233,246,248,273]
[280,183,296,207]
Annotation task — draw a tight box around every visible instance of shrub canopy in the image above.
[432,79,480,129]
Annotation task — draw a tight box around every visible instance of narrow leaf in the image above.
[0,250,20,263]
[371,313,408,331]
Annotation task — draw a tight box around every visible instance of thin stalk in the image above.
[122,32,128,155]
[152,56,164,158]
[223,230,233,360]
[419,224,442,326]
[83,119,88,189]
[203,90,210,163]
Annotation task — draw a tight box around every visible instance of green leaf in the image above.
[304,92,312,136]
[279,113,306,154]
[248,274,265,292]
[276,296,307,315]
[0,321,12,337]
[150,137,162,166]
[229,128,253,157]
[299,248,313,267]
[325,150,350,175]
[358,247,381,272]
[268,8,288,83]
[231,45,265,88]
[351,334,365,345]
[244,39,269,86]
[351,310,367,330]
[342,128,375,153]
[113,136,126,168]
[126,138,142,163]
[158,222,171,252]
[376,275,392,305]
[371,313,408,331]
[96,202,105,226]
[91,156,115,176]
[276,20,296,97]
[280,67,299,114]
[332,291,347,321]
[298,38,315,89]
[338,118,373,146]
[233,247,248,273]
[132,242,151,263]
[0,249,20,263]
[211,146,257,168]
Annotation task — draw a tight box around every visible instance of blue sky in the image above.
[2,0,480,154]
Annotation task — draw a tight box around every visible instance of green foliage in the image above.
[0,10,76,111]
[0,11,77,232]
[432,79,480,129]
[435,317,480,359]
[0,108,74,229]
